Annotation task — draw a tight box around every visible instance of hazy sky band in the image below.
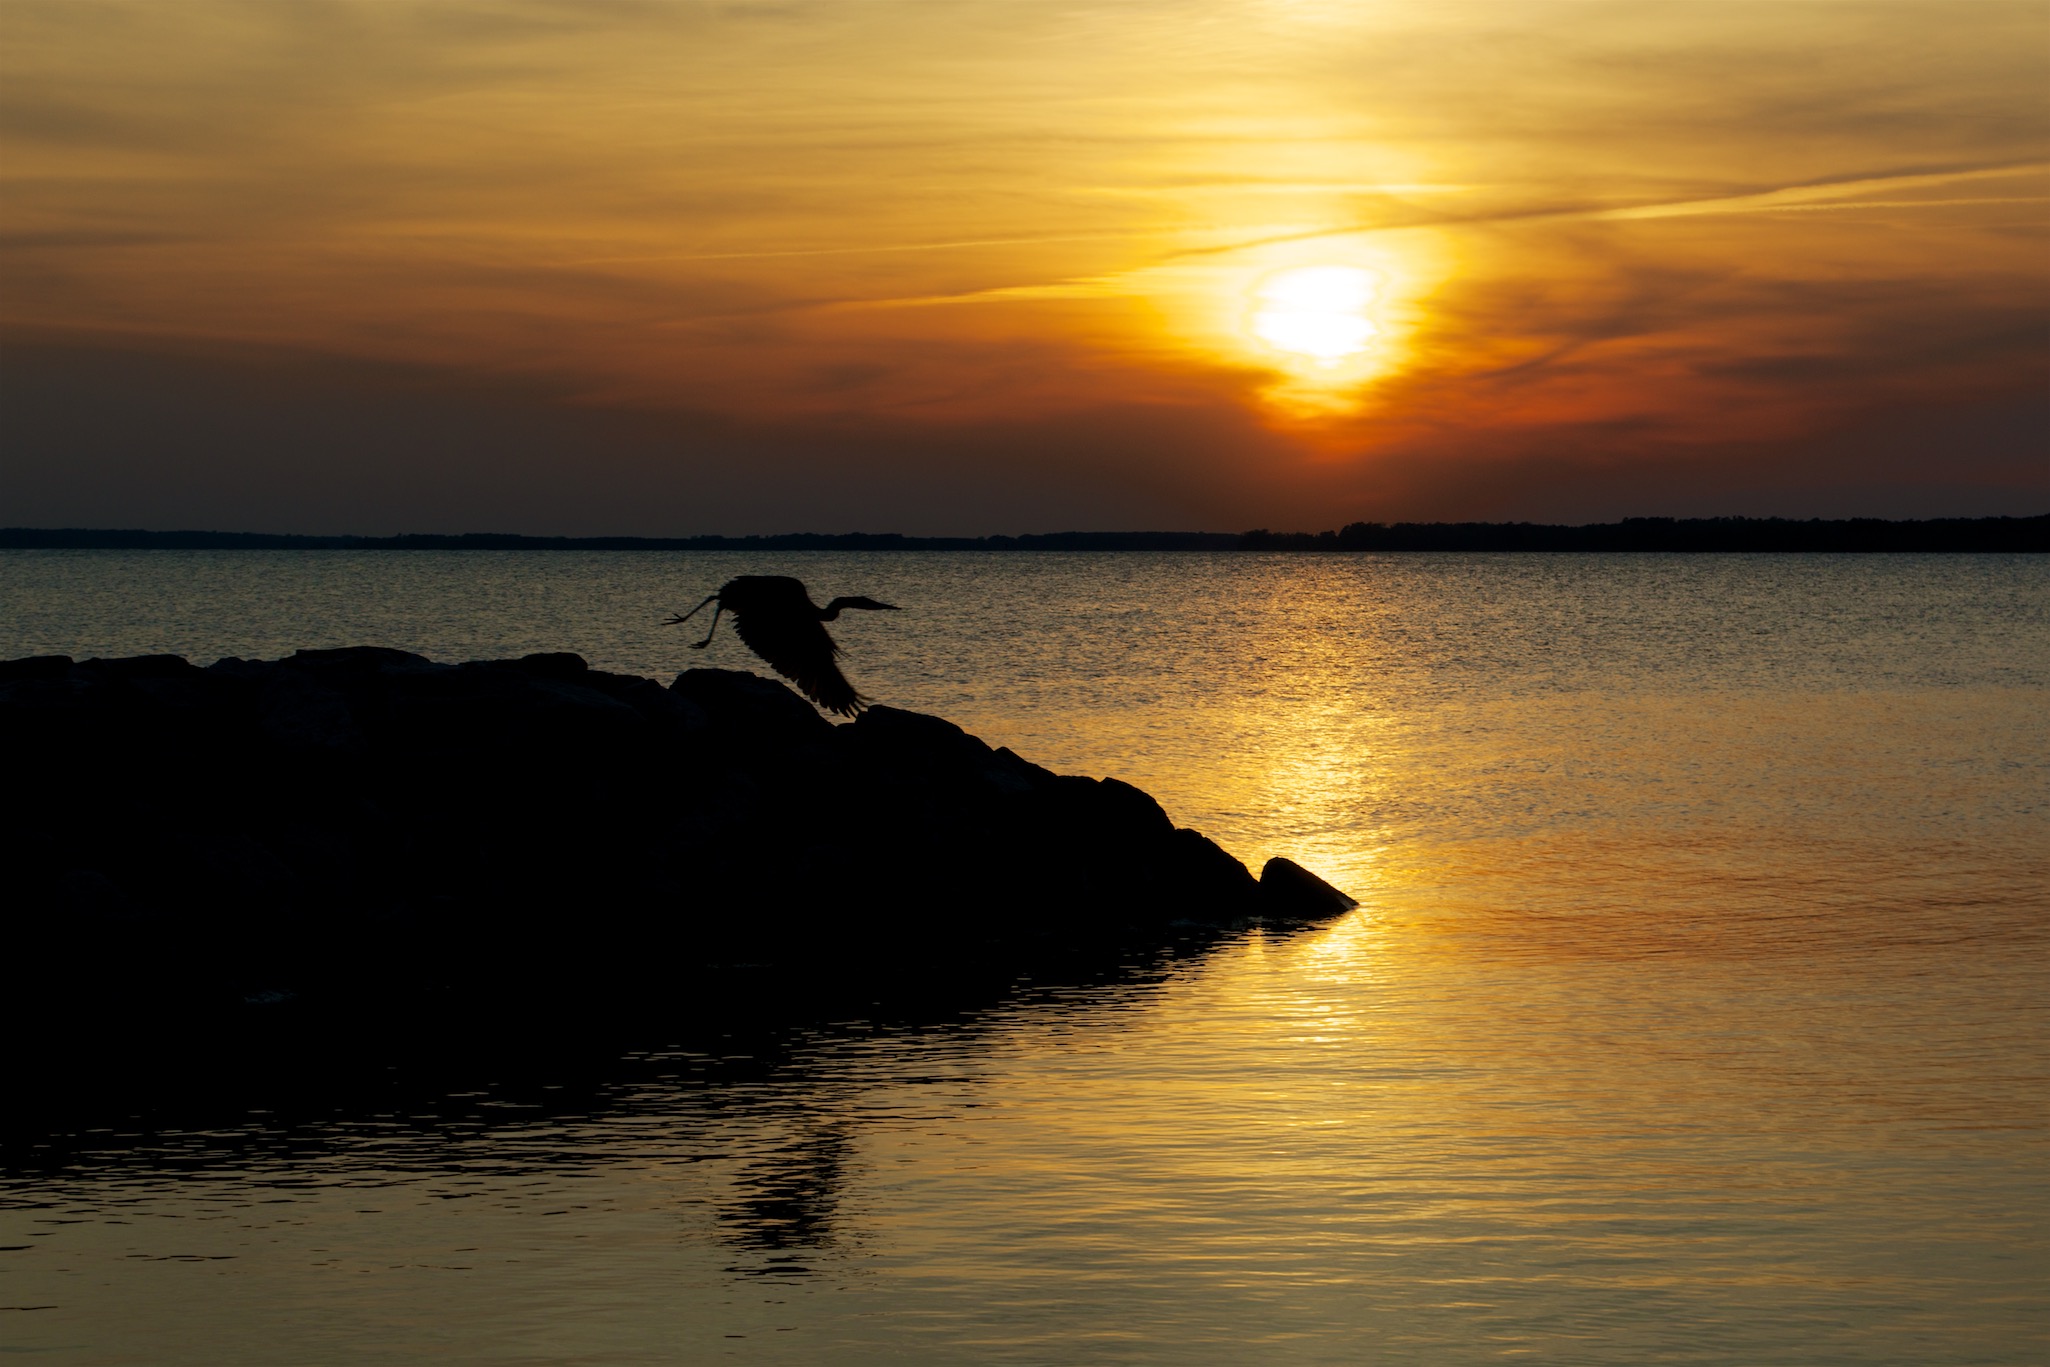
[1,0,2044,533]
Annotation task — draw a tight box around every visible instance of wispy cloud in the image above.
[1171,162,2050,259]
[565,232,1155,266]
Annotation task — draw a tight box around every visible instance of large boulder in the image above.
[1259,857,1360,920]
[0,652,1355,1030]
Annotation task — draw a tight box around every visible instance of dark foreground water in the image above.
[2,551,2046,1365]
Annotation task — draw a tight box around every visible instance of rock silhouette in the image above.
[1,649,1354,1034]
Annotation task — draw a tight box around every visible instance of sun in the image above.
[1250,265,1380,364]
[1120,237,1430,420]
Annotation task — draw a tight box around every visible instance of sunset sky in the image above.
[2,0,2045,534]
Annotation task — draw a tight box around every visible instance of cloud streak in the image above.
[1167,161,2050,261]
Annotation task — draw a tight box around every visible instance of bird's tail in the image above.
[812,674,868,718]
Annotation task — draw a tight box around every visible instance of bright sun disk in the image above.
[1251,265,1380,363]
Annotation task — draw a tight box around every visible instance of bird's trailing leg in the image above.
[664,593,718,627]
[689,603,724,649]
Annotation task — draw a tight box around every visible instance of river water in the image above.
[2,550,2045,1365]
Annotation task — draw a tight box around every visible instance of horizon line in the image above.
[3,514,2045,556]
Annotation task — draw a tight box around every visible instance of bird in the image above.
[665,575,899,716]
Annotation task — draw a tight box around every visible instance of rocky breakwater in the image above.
[2,648,1355,1029]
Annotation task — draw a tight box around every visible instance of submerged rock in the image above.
[1,650,1356,1027]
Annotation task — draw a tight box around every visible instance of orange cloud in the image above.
[2,0,2044,530]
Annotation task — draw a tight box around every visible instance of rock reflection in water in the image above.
[719,1123,855,1271]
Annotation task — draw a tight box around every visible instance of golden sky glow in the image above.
[0,0,2044,532]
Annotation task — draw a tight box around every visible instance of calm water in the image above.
[2,550,2046,1365]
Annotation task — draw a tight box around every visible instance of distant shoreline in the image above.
[3,515,2045,553]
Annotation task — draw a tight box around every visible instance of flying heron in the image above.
[666,575,899,716]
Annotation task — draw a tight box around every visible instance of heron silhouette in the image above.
[666,575,899,716]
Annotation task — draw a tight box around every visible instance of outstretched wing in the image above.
[732,612,868,716]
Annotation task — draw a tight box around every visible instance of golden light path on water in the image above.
[1,550,2045,1363]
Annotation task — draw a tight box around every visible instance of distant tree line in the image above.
[2,515,2043,552]
[1237,515,2049,553]
[0,528,1239,552]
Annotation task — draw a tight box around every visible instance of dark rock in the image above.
[514,652,590,679]
[672,667,832,742]
[1092,777,1176,840]
[848,705,994,771]
[390,664,646,759]
[58,868,144,925]
[1259,857,1359,920]
[206,655,277,681]
[1163,828,1264,916]
[0,647,1355,1038]
[0,654,73,682]
[77,653,198,678]
[258,673,360,752]
[588,671,709,736]
[287,646,437,673]
[991,745,1057,789]
[186,829,299,901]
